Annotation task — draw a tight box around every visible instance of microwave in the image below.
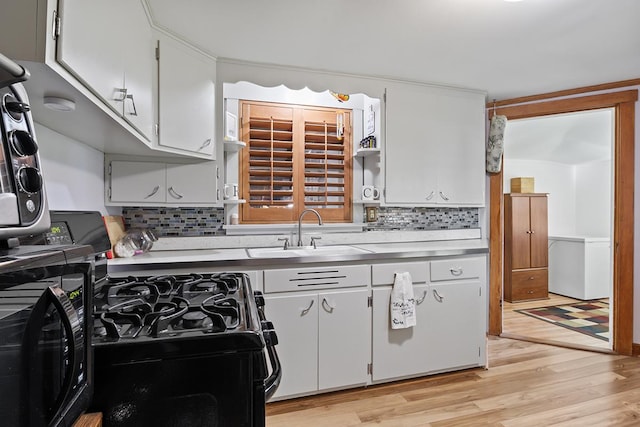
[0,244,95,426]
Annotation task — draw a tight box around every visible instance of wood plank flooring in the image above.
[503,293,610,350]
[266,336,640,426]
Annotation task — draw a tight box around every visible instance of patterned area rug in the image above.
[515,301,609,341]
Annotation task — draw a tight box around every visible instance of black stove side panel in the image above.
[89,347,265,427]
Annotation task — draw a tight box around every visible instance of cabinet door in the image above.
[57,0,125,113]
[121,0,154,141]
[384,83,438,204]
[433,91,486,205]
[509,196,532,269]
[109,161,165,203]
[158,35,216,157]
[165,163,216,204]
[371,284,431,381]
[318,289,369,390]
[425,281,484,372]
[264,293,318,399]
[529,196,548,268]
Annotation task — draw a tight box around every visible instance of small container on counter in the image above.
[113,228,158,258]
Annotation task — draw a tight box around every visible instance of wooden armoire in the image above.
[504,193,549,302]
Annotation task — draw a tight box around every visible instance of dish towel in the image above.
[390,272,416,329]
[486,114,508,173]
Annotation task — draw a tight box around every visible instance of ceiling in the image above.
[145,0,640,100]
[503,109,613,165]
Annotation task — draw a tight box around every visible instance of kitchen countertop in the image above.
[107,234,489,274]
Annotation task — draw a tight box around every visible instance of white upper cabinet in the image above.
[384,83,486,206]
[156,33,216,158]
[57,0,154,141]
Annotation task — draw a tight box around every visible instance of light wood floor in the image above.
[266,336,640,426]
[503,293,610,351]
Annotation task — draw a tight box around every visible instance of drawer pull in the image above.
[433,289,445,303]
[321,297,335,313]
[527,290,535,294]
[415,290,428,305]
[450,267,463,276]
[528,276,535,280]
[301,299,314,315]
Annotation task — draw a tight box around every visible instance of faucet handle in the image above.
[310,236,322,249]
[277,237,290,250]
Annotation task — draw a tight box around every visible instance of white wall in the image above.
[35,123,118,216]
[503,159,576,236]
[575,159,612,237]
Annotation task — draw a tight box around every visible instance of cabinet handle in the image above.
[415,290,428,305]
[301,299,314,315]
[144,185,160,199]
[125,94,138,116]
[114,88,127,102]
[426,191,435,201]
[450,267,463,276]
[199,138,212,151]
[527,290,535,294]
[530,230,535,234]
[321,297,335,313]
[439,191,450,201]
[528,276,535,280]
[433,289,444,303]
[168,186,183,199]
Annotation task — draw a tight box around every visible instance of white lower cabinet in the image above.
[265,287,370,399]
[371,257,486,382]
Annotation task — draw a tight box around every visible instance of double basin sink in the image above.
[246,245,372,258]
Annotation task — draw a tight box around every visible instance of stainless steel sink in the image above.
[246,245,372,258]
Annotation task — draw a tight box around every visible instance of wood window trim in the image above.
[239,100,352,224]
[488,89,637,356]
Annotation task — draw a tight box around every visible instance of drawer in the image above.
[510,269,548,301]
[264,264,370,293]
[371,262,428,286]
[430,256,485,282]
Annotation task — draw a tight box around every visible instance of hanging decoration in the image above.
[486,100,507,173]
[330,91,350,103]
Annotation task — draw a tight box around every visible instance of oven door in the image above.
[0,258,93,427]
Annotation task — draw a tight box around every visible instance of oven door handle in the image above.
[47,285,84,420]
[262,322,282,401]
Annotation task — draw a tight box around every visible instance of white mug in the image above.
[224,183,239,200]
[362,185,380,201]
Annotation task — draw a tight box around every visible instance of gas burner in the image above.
[93,272,250,341]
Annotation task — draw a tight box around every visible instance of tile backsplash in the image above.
[122,207,478,237]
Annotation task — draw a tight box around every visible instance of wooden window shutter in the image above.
[239,101,352,224]
[302,108,352,222]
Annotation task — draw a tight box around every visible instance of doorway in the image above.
[501,109,614,351]
[487,90,637,356]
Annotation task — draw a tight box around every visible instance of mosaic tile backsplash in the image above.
[122,207,479,237]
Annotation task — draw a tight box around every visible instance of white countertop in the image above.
[107,229,488,273]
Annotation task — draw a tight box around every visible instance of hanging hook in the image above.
[492,99,497,118]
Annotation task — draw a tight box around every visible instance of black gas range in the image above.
[42,211,281,427]
[90,271,281,427]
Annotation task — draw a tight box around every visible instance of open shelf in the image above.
[354,147,380,158]
[353,199,381,205]
[223,139,247,152]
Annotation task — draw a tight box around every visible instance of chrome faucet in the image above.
[297,209,323,246]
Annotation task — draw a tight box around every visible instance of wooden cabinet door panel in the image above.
[510,196,532,269]
[530,196,549,268]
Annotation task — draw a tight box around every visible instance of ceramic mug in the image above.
[361,185,380,201]
[224,183,239,200]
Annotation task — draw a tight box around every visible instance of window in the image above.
[239,100,352,223]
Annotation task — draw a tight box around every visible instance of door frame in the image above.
[488,89,637,355]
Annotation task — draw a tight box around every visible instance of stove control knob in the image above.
[9,130,38,156]
[5,100,30,121]
[17,166,43,194]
